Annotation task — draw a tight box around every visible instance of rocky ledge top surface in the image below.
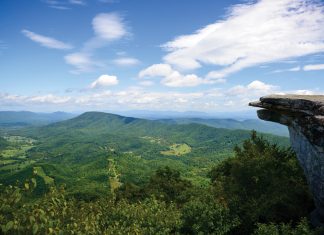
[249,94,324,148]
[249,94,324,116]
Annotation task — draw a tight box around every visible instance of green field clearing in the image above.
[1,145,33,158]
[161,144,192,156]
[0,159,17,165]
[0,135,36,169]
[33,166,55,185]
[4,136,36,144]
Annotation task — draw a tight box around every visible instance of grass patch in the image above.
[161,144,191,156]
[33,166,54,185]
[0,135,35,167]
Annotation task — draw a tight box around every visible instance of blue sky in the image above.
[1,0,324,112]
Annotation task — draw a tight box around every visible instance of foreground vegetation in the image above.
[1,132,322,234]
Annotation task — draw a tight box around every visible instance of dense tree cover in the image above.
[0,112,289,197]
[159,117,288,137]
[180,194,240,234]
[209,131,316,234]
[0,183,181,234]
[253,219,316,235]
[0,137,9,150]
[1,129,322,234]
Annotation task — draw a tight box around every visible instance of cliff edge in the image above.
[250,94,324,227]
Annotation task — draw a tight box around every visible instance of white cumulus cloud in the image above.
[0,83,322,112]
[139,63,209,87]
[90,74,119,88]
[162,0,324,80]
[139,64,173,78]
[227,80,279,97]
[22,29,73,50]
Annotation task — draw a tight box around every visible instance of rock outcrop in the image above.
[249,95,324,226]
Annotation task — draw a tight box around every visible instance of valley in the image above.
[0,136,36,170]
[0,111,317,234]
[0,112,289,197]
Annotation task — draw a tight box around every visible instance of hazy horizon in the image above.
[0,109,259,119]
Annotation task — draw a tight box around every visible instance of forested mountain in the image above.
[0,111,76,127]
[159,118,288,136]
[0,112,289,198]
[0,110,288,137]
[24,112,289,157]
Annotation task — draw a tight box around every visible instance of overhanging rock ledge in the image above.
[249,94,324,227]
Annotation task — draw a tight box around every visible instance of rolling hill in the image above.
[0,111,76,127]
[159,118,288,136]
[0,110,288,136]
[0,112,290,198]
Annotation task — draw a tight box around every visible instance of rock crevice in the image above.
[250,95,324,226]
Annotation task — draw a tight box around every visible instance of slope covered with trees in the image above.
[159,117,289,136]
[0,132,320,234]
[0,111,76,128]
[0,137,9,150]
[0,112,290,197]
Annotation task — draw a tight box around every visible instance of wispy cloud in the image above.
[28,94,71,104]
[69,0,86,5]
[0,93,71,107]
[44,0,116,9]
[303,63,324,71]
[161,0,324,81]
[271,66,301,73]
[22,29,73,50]
[64,53,102,73]
[0,40,7,52]
[98,0,118,3]
[113,57,140,66]
[272,63,324,72]
[44,0,86,10]
[138,80,154,87]
[66,12,129,73]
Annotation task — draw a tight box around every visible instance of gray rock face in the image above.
[249,95,324,226]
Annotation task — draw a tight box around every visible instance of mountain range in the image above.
[0,110,288,136]
[0,111,289,198]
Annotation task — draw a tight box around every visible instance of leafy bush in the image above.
[181,194,239,234]
[209,131,314,234]
[253,218,320,235]
[0,182,181,234]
